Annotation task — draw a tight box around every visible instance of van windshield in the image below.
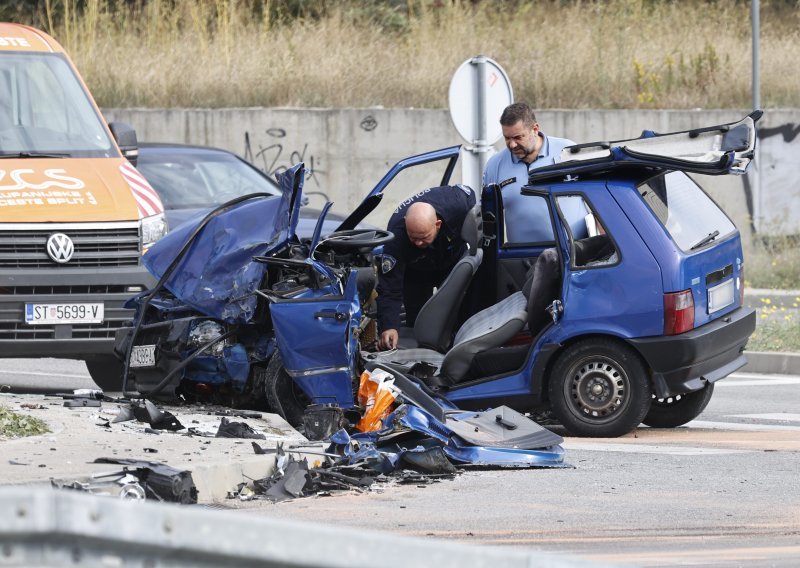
[0,52,115,157]
[638,171,736,252]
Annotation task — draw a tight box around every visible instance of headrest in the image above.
[460,203,484,255]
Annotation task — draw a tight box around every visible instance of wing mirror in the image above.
[109,121,139,167]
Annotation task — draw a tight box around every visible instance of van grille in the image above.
[0,227,141,268]
[0,320,126,340]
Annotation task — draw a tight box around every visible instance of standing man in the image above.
[377,185,476,350]
[483,102,581,243]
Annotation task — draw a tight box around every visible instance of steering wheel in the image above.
[321,229,394,249]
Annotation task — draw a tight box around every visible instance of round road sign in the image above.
[448,56,513,145]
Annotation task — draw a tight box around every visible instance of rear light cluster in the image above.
[664,290,694,335]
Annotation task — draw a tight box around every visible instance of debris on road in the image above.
[215,417,266,439]
[0,403,49,439]
[229,395,569,503]
[54,458,198,504]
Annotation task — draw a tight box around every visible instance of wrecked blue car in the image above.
[114,112,759,438]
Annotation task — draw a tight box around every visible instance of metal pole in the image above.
[474,55,489,183]
[752,0,760,110]
[751,0,761,236]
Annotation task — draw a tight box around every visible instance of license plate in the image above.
[130,345,156,368]
[25,303,104,325]
[708,279,734,314]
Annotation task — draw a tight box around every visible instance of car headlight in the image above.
[141,213,168,253]
[188,320,230,357]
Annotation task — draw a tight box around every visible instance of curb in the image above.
[742,350,800,376]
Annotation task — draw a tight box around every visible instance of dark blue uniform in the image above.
[376,185,476,333]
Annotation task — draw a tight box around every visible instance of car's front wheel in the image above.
[548,338,652,437]
[258,352,309,427]
[642,383,715,428]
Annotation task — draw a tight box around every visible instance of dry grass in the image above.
[19,0,799,109]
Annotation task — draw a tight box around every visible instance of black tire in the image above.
[548,338,652,437]
[86,356,125,392]
[642,383,715,428]
[259,353,309,427]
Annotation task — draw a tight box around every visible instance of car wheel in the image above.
[86,356,125,392]
[259,352,309,427]
[549,338,652,437]
[642,383,715,428]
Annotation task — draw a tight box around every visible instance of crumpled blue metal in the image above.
[141,164,305,323]
[326,405,566,470]
[390,404,567,468]
[326,429,398,474]
[442,442,567,468]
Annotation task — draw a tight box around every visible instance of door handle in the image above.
[314,310,348,322]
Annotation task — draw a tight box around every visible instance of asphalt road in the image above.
[3,360,799,567]
[238,370,800,568]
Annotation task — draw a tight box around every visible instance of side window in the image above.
[556,195,618,268]
[500,192,554,246]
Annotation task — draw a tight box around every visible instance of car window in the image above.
[137,151,280,210]
[359,159,458,229]
[556,195,618,268]
[638,171,735,252]
[500,193,555,247]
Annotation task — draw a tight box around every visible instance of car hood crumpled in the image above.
[141,164,305,323]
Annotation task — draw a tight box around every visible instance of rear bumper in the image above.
[628,307,756,398]
[0,266,155,359]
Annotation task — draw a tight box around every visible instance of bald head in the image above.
[405,202,441,248]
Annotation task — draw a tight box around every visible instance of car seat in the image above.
[397,203,484,352]
[367,247,562,386]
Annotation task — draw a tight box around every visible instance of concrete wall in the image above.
[103,108,800,248]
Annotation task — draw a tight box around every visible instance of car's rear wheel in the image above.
[642,383,715,428]
[549,338,652,437]
[86,356,125,392]
[259,352,309,427]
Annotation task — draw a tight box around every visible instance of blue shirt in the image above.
[483,133,584,243]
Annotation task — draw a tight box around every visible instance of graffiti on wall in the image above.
[243,128,325,189]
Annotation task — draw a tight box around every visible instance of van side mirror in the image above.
[109,121,139,166]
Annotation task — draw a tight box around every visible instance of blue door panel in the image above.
[552,183,664,339]
[269,273,361,407]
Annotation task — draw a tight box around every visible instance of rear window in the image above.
[637,171,735,252]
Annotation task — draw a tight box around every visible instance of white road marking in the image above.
[0,369,88,379]
[562,442,752,455]
[686,419,800,432]
[716,375,800,387]
[734,413,800,422]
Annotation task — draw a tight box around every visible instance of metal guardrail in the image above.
[0,487,621,568]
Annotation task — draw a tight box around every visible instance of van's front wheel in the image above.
[86,356,124,392]
[642,383,715,428]
[549,339,651,437]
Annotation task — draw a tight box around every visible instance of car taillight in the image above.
[664,289,694,335]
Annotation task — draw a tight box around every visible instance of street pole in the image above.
[473,56,490,183]
[752,0,760,111]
